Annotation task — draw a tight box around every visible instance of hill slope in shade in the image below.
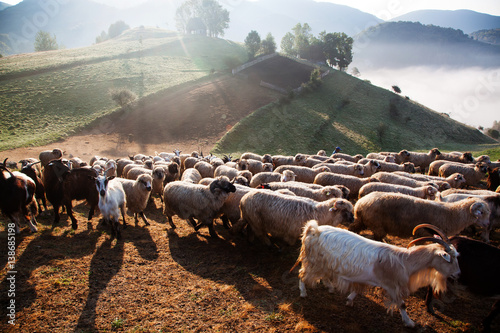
[391,9,500,34]
[213,68,495,156]
[354,21,500,69]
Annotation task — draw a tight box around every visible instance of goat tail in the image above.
[290,220,320,273]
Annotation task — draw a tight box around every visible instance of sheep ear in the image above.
[471,202,484,217]
[439,251,451,263]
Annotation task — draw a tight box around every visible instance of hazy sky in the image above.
[2,0,500,19]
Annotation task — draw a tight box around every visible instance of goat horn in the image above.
[412,223,449,243]
[2,158,7,166]
[407,237,452,253]
[26,160,41,168]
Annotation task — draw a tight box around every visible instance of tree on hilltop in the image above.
[260,33,277,55]
[108,20,130,39]
[175,0,230,38]
[34,31,58,52]
[245,30,261,59]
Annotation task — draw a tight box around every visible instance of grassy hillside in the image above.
[213,68,497,157]
[0,27,248,150]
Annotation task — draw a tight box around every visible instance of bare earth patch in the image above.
[0,198,498,332]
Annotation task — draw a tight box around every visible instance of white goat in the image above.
[95,175,126,239]
[293,221,460,327]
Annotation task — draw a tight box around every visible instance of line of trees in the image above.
[280,23,353,71]
[244,31,277,59]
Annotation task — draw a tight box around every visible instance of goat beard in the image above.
[409,268,447,295]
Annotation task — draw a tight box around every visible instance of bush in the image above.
[376,122,388,141]
[223,56,242,72]
[389,100,400,118]
[110,89,137,108]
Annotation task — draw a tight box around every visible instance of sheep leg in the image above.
[167,216,176,229]
[220,215,231,229]
[207,223,220,239]
[8,214,21,234]
[88,204,96,221]
[346,292,357,306]
[52,203,61,225]
[65,202,78,230]
[425,287,435,314]
[299,280,307,297]
[188,217,198,228]
[120,205,127,229]
[399,302,415,328]
[139,212,150,226]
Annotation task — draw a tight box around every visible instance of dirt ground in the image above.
[1,59,499,332]
[0,198,499,333]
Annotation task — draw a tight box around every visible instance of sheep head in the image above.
[470,200,490,227]
[210,177,236,195]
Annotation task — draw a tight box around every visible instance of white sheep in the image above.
[313,162,365,177]
[393,171,465,189]
[436,193,500,242]
[407,148,441,171]
[180,168,203,184]
[275,165,331,183]
[249,171,296,188]
[163,177,236,238]
[350,192,491,241]
[359,159,415,173]
[358,183,438,200]
[95,175,127,239]
[39,148,63,167]
[438,162,488,187]
[260,182,349,201]
[294,221,460,327]
[113,174,153,226]
[313,172,377,200]
[367,150,411,164]
[370,171,439,189]
[232,190,354,247]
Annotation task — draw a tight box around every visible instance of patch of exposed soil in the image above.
[0,199,498,333]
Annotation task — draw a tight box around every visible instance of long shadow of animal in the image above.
[0,228,101,328]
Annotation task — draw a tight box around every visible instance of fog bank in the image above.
[354,66,500,128]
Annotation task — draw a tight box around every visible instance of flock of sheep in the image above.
[1,146,500,329]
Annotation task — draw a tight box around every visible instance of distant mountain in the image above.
[471,28,500,45]
[0,0,383,55]
[0,2,11,11]
[223,0,383,44]
[0,0,122,54]
[391,9,500,34]
[353,21,500,69]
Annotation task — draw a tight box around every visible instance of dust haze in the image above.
[353,66,500,129]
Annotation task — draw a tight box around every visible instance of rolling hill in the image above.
[353,21,500,69]
[0,27,496,158]
[392,9,500,34]
[213,67,495,156]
